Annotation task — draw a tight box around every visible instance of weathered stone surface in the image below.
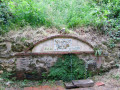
[16,56,58,72]
[12,43,24,52]
[0,70,3,74]
[0,34,118,75]
[0,42,12,54]
[72,79,94,88]
[16,71,25,80]
[115,44,120,48]
[110,61,115,65]
[86,60,97,71]
[64,82,77,89]
[7,68,12,72]
[8,59,15,64]
[55,80,63,86]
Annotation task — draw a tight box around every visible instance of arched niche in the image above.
[23,35,94,54]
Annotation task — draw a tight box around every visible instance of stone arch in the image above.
[20,35,94,55]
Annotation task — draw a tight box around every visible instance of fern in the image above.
[48,54,86,82]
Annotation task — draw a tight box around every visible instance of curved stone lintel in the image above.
[22,35,94,55]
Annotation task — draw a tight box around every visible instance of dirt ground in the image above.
[67,67,120,90]
[0,67,120,90]
[91,67,120,90]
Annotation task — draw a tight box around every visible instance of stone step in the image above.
[72,79,94,88]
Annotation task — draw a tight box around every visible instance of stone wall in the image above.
[16,55,58,72]
[0,54,99,75]
[0,33,119,75]
[0,45,119,75]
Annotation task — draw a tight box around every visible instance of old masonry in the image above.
[0,35,108,79]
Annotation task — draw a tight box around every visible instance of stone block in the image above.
[72,79,94,88]
[64,82,77,89]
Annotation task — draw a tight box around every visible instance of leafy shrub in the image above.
[8,0,52,27]
[92,0,120,33]
[108,30,120,48]
[48,54,86,82]
[1,0,105,31]
[1,0,120,35]
[0,2,13,34]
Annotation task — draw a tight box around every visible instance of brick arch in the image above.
[16,35,95,56]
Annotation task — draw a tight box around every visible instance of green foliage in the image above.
[110,31,120,42]
[113,75,120,80]
[0,0,120,35]
[0,2,13,34]
[8,0,52,27]
[6,0,97,28]
[93,0,120,33]
[0,72,12,80]
[48,54,86,82]
[108,30,120,48]
[94,47,102,56]
[108,39,115,48]
[20,37,27,42]
[0,86,5,90]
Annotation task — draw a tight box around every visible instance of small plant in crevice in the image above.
[47,54,88,82]
[94,47,102,56]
